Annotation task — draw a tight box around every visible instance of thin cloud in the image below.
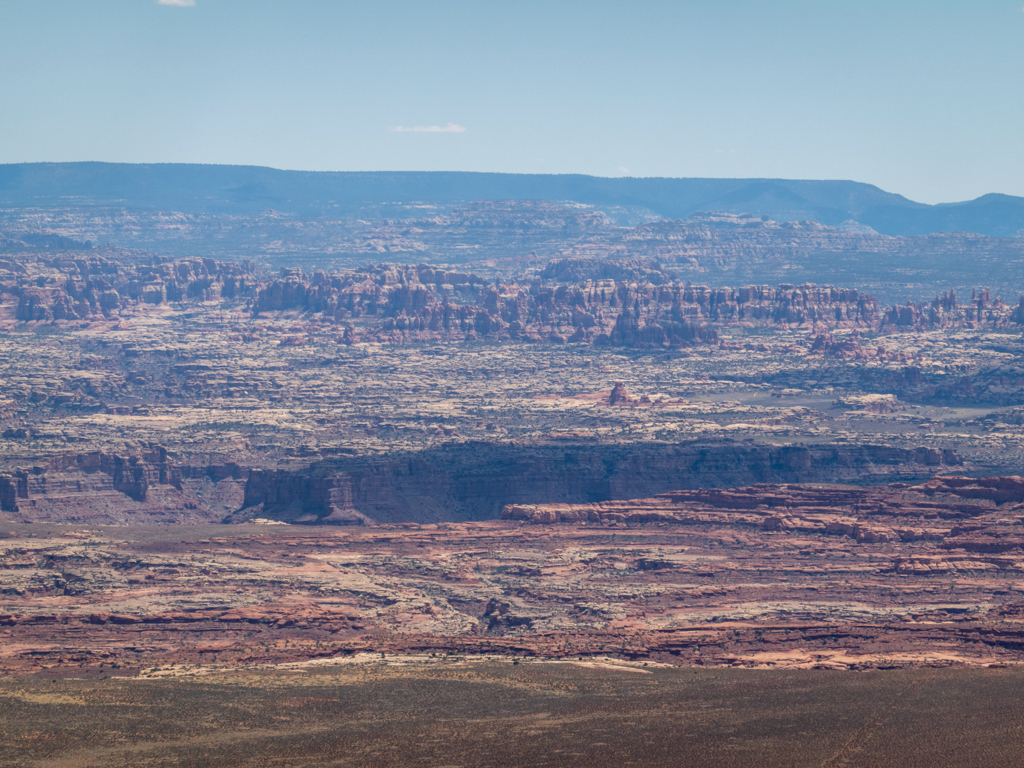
[391,123,466,133]
[157,0,196,6]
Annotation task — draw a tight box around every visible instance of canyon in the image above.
[4,473,1024,678]
[2,196,1024,689]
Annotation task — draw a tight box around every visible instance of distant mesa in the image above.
[3,162,1024,237]
[0,230,93,253]
[3,189,1024,302]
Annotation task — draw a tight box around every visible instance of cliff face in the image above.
[248,262,1024,351]
[8,246,1023,346]
[0,448,245,525]
[249,263,725,348]
[237,441,964,525]
[2,253,255,324]
[239,467,368,525]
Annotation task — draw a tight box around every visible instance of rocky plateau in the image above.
[3,207,1024,678]
[4,474,1024,676]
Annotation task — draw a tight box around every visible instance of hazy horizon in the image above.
[2,160,1016,208]
[2,1,1023,205]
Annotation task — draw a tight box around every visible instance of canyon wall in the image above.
[237,440,964,525]
[0,448,245,525]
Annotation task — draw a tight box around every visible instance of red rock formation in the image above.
[0,448,248,524]
[4,253,255,327]
[607,382,637,406]
[501,475,1021,555]
[3,481,1024,677]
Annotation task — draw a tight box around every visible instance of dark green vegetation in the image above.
[4,162,1024,236]
[1,664,1023,767]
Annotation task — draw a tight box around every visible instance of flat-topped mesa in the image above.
[251,263,490,315]
[247,263,724,348]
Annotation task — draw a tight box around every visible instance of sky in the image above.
[1,0,1022,204]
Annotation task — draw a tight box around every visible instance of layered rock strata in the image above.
[248,264,1024,347]
[502,474,1021,546]
[236,441,963,525]
[4,474,1024,676]
[5,247,1024,348]
[0,448,245,525]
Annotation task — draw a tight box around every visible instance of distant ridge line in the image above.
[1,162,1022,238]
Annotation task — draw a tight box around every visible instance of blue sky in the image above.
[1,0,1022,203]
